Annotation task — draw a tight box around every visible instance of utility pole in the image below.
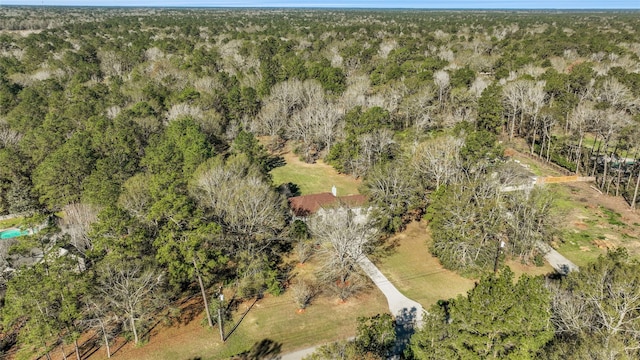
[218,291,225,342]
[493,240,505,274]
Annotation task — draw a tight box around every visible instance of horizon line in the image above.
[1,5,639,10]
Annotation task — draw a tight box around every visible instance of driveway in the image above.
[279,257,424,360]
[538,241,579,274]
[357,256,424,328]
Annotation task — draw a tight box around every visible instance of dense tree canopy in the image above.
[0,7,638,359]
[411,268,553,360]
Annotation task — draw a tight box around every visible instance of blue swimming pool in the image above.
[0,228,29,239]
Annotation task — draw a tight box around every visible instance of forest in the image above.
[0,6,639,360]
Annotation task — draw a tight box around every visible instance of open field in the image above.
[505,259,555,278]
[373,222,475,307]
[270,151,362,196]
[374,222,554,309]
[509,148,640,267]
[75,277,387,360]
[551,183,640,267]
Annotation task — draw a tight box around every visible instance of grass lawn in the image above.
[375,221,557,309]
[505,259,554,278]
[549,183,640,267]
[0,216,24,230]
[373,222,475,308]
[506,149,640,267]
[508,152,565,178]
[270,152,361,196]
[83,265,388,360]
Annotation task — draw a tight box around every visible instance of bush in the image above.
[291,279,317,309]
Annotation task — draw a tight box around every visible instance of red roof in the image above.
[288,193,367,217]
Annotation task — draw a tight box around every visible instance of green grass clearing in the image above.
[556,229,603,267]
[375,221,556,309]
[374,221,475,307]
[270,152,361,196]
[0,216,25,230]
[98,291,388,360]
[549,183,640,267]
[85,257,388,360]
[505,259,554,278]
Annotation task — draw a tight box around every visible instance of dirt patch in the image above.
[568,183,640,224]
[574,221,588,230]
[509,148,640,258]
[593,239,616,250]
[580,246,592,252]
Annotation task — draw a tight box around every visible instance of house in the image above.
[288,186,368,218]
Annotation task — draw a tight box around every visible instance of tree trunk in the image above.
[575,134,584,175]
[546,135,552,162]
[601,145,609,189]
[539,131,545,158]
[606,175,614,195]
[130,314,139,345]
[530,116,538,155]
[509,114,516,141]
[193,257,214,328]
[100,318,111,358]
[591,139,601,177]
[518,111,524,136]
[626,151,639,191]
[615,151,627,197]
[632,169,640,210]
[74,339,81,360]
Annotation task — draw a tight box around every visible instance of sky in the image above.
[0,0,638,9]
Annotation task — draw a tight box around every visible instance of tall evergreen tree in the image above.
[411,268,553,359]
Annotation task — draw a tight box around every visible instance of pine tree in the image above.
[411,268,553,359]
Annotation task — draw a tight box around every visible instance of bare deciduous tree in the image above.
[548,250,640,358]
[82,299,119,358]
[503,79,530,141]
[59,202,100,256]
[598,77,632,110]
[191,156,287,258]
[291,279,318,310]
[288,99,342,162]
[166,103,203,123]
[568,103,596,174]
[252,79,307,137]
[525,80,546,154]
[470,76,491,98]
[412,135,464,189]
[398,85,436,131]
[96,264,166,345]
[309,206,377,301]
[0,122,22,148]
[433,70,450,108]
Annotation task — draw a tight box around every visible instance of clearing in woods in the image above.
[67,273,387,360]
[270,150,362,196]
[373,222,476,307]
[509,149,640,267]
